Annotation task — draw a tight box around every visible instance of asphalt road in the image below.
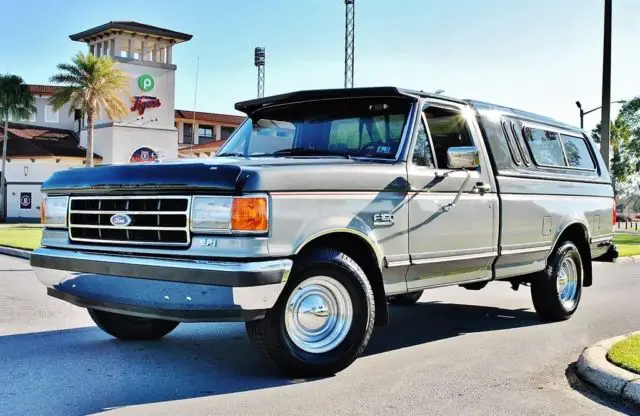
[2,254,639,416]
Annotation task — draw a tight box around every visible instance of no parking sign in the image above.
[20,192,31,209]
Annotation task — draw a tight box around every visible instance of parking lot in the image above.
[1,254,639,415]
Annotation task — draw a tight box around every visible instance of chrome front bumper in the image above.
[31,248,293,322]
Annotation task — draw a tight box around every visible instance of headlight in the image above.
[190,195,269,234]
[41,196,69,228]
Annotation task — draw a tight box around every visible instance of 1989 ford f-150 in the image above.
[31,87,617,377]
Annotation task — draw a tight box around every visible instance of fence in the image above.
[617,221,639,231]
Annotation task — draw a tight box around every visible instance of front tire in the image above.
[531,241,583,322]
[246,249,375,378]
[88,309,179,340]
[387,290,423,306]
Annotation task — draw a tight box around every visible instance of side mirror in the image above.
[447,146,480,169]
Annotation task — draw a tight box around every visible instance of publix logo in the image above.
[138,74,154,92]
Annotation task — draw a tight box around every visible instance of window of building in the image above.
[424,106,474,169]
[220,126,235,140]
[45,105,59,123]
[183,123,194,144]
[412,119,435,168]
[199,125,214,144]
[561,134,595,170]
[133,40,142,60]
[523,127,566,167]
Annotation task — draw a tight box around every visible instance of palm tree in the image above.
[49,52,129,167]
[0,74,36,220]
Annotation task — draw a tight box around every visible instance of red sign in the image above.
[130,147,158,163]
[130,95,161,115]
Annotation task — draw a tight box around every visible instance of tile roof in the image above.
[174,110,244,126]
[69,21,192,42]
[0,123,101,159]
[28,85,58,96]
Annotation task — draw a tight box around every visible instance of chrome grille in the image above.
[68,196,191,247]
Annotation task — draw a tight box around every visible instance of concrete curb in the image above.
[0,246,31,260]
[577,332,640,407]
[615,255,640,264]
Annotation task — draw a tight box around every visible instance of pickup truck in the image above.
[31,87,617,377]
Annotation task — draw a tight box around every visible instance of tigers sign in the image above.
[130,95,161,115]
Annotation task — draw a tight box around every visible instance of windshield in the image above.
[217,97,412,159]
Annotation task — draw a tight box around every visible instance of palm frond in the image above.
[0,73,36,122]
[48,53,130,125]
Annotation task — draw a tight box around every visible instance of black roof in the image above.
[234,86,579,131]
[70,21,192,42]
[235,87,466,115]
[0,123,101,159]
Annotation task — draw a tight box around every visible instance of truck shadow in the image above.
[0,302,541,416]
[366,301,540,356]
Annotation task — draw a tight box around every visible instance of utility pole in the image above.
[600,0,612,170]
[344,0,355,88]
[254,47,265,98]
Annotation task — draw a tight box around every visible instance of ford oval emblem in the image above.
[110,213,132,227]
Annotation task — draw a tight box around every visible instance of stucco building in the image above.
[0,21,244,221]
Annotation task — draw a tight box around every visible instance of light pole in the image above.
[344,0,355,88]
[600,0,613,170]
[575,100,626,129]
[254,47,265,98]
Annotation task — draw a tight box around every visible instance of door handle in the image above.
[472,182,491,194]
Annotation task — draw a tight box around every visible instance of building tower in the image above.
[344,0,355,88]
[69,21,192,164]
[254,47,266,98]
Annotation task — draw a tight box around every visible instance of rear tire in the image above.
[88,309,179,340]
[387,291,423,306]
[531,241,583,322]
[245,248,375,378]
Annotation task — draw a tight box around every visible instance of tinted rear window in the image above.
[523,127,565,167]
[561,134,595,170]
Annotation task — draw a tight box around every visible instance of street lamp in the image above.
[575,100,626,129]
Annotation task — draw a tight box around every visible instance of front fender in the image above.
[292,216,384,268]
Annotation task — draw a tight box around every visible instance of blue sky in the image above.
[2,0,638,130]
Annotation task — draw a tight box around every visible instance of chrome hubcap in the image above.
[557,256,579,310]
[285,276,353,354]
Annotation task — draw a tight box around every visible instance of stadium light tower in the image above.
[254,47,266,98]
[344,0,355,88]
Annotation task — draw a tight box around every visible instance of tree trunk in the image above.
[86,111,94,167]
[1,117,9,221]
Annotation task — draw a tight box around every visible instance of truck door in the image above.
[406,101,498,289]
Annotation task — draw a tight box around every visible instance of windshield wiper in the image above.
[269,148,351,159]
[216,152,247,157]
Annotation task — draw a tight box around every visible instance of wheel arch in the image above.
[294,230,389,326]
[548,221,592,287]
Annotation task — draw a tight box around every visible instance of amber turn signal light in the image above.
[40,198,46,225]
[231,197,268,232]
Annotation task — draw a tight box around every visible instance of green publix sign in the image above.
[138,74,154,92]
